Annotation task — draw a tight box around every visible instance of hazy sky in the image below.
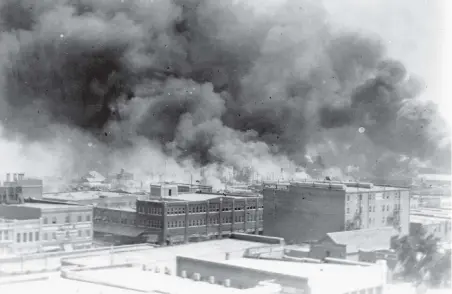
[322,0,444,103]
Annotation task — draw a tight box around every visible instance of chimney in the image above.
[18,173,25,181]
[181,270,187,278]
[13,174,17,182]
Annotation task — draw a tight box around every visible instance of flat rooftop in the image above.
[43,190,141,201]
[7,203,85,210]
[63,238,273,273]
[266,181,408,193]
[0,274,137,294]
[67,267,253,294]
[145,193,261,203]
[410,215,450,225]
[217,258,384,293]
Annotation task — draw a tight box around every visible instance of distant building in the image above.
[417,174,451,188]
[1,173,43,204]
[308,227,398,261]
[263,181,410,244]
[410,214,451,244]
[0,202,93,252]
[76,171,109,190]
[136,192,263,245]
[42,190,142,208]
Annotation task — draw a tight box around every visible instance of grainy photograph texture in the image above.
[0,0,450,294]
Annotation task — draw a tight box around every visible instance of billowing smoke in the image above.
[0,0,449,186]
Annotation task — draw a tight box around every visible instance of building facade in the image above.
[0,203,93,252]
[263,181,410,244]
[0,218,43,255]
[1,173,43,204]
[136,194,264,245]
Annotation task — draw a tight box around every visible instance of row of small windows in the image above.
[43,214,91,225]
[346,203,401,214]
[166,204,263,215]
[138,206,163,215]
[15,230,91,243]
[94,216,136,226]
[167,214,263,228]
[139,219,162,228]
[347,192,401,202]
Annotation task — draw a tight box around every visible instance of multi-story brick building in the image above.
[263,181,410,244]
[136,192,263,245]
[0,203,93,252]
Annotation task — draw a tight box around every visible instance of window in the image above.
[359,194,362,200]
[29,232,33,242]
[347,195,350,201]
[78,215,82,222]
[382,217,385,224]
[78,230,82,237]
[373,206,375,212]
[16,233,21,243]
[387,205,390,211]
[44,233,48,240]
[43,217,48,224]
[35,232,39,241]
[4,231,8,240]
[52,232,56,240]
[382,205,385,212]
[346,207,350,214]
[52,217,57,224]
[86,215,91,222]
[65,215,70,223]
[368,206,372,212]
[86,230,91,237]
[23,232,27,242]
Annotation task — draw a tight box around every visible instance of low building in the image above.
[0,202,93,252]
[137,193,264,245]
[359,249,398,270]
[410,214,451,243]
[177,255,388,294]
[75,171,109,190]
[308,227,398,261]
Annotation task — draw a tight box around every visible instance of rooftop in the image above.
[214,258,384,293]
[145,193,261,203]
[43,190,141,201]
[65,267,267,294]
[0,274,137,294]
[265,181,409,193]
[7,202,86,210]
[410,214,450,225]
[323,227,398,254]
[63,238,273,273]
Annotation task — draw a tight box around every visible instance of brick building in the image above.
[0,203,93,252]
[92,206,146,245]
[136,192,263,245]
[263,181,410,244]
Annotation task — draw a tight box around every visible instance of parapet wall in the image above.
[230,233,285,245]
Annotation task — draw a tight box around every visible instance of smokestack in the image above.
[13,174,17,182]
[6,173,10,182]
[18,173,25,181]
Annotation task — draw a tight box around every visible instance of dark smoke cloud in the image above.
[0,0,449,182]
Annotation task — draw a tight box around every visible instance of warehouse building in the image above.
[263,181,410,244]
[1,173,44,204]
[137,190,263,245]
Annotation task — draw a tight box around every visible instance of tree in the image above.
[392,227,451,288]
